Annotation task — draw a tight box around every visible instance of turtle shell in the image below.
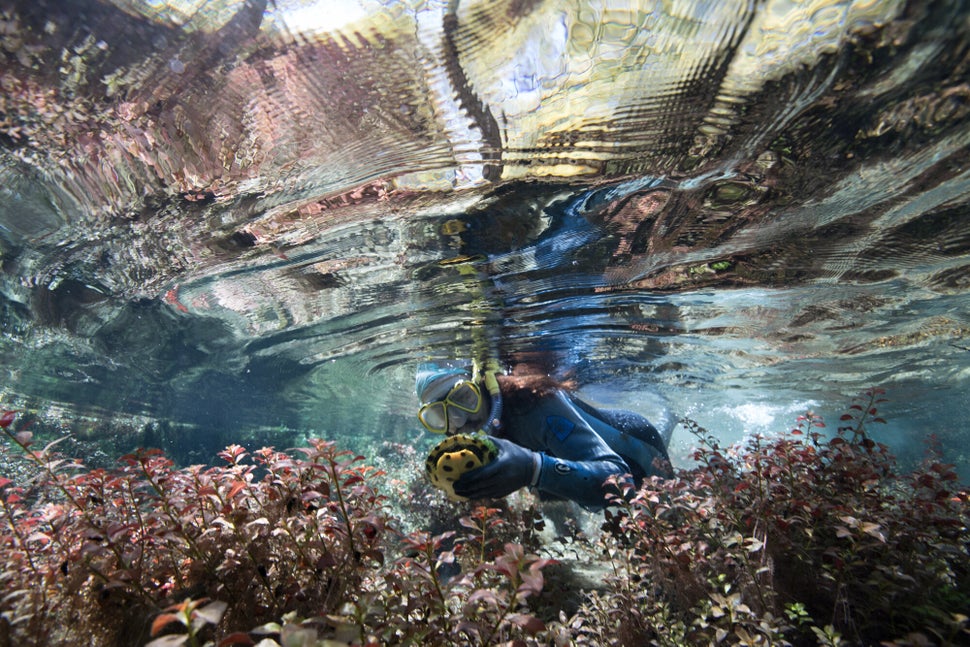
[424,433,498,501]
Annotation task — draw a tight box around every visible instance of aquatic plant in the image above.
[0,419,390,646]
[571,389,970,646]
[0,409,554,646]
[0,392,967,646]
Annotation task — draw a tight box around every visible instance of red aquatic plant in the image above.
[0,414,390,646]
[1,393,967,646]
[573,389,969,646]
[0,410,20,428]
[0,408,556,646]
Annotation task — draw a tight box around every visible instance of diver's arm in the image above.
[533,453,630,510]
[453,435,629,510]
[527,391,633,510]
[455,391,633,509]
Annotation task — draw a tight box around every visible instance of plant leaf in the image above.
[509,613,546,635]
[150,613,184,637]
[466,588,501,607]
[861,522,886,542]
[227,481,247,500]
[195,600,228,625]
[146,636,189,647]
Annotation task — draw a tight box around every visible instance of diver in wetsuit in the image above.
[416,361,672,510]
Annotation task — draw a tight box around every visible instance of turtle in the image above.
[424,433,499,501]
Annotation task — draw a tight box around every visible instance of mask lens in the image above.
[418,402,449,433]
[447,406,469,430]
[447,381,481,413]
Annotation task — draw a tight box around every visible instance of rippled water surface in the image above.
[1,0,968,473]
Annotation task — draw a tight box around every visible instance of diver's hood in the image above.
[415,361,472,403]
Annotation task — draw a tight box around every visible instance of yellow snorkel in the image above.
[437,254,504,434]
[474,357,503,434]
[416,249,506,500]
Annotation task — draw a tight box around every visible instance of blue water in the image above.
[0,0,968,479]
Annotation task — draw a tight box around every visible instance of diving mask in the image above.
[417,380,483,434]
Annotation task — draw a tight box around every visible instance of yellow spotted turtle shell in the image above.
[424,434,498,501]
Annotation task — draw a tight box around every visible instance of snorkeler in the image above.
[416,360,671,510]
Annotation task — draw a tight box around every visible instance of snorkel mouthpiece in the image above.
[481,368,503,432]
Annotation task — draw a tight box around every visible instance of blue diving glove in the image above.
[452,436,540,500]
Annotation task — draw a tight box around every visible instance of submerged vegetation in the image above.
[0,390,967,646]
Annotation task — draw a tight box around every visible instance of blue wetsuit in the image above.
[497,390,670,510]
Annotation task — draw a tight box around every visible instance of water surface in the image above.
[1,0,968,474]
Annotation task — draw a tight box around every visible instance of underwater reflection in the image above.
[0,0,966,473]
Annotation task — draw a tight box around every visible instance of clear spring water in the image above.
[0,0,968,476]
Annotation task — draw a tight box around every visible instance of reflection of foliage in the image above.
[1,391,968,646]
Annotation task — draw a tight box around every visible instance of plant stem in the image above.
[0,492,39,573]
[328,457,358,562]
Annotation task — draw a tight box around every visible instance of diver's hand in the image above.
[453,437,539,500]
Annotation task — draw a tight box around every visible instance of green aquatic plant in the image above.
[0,393,967,646]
